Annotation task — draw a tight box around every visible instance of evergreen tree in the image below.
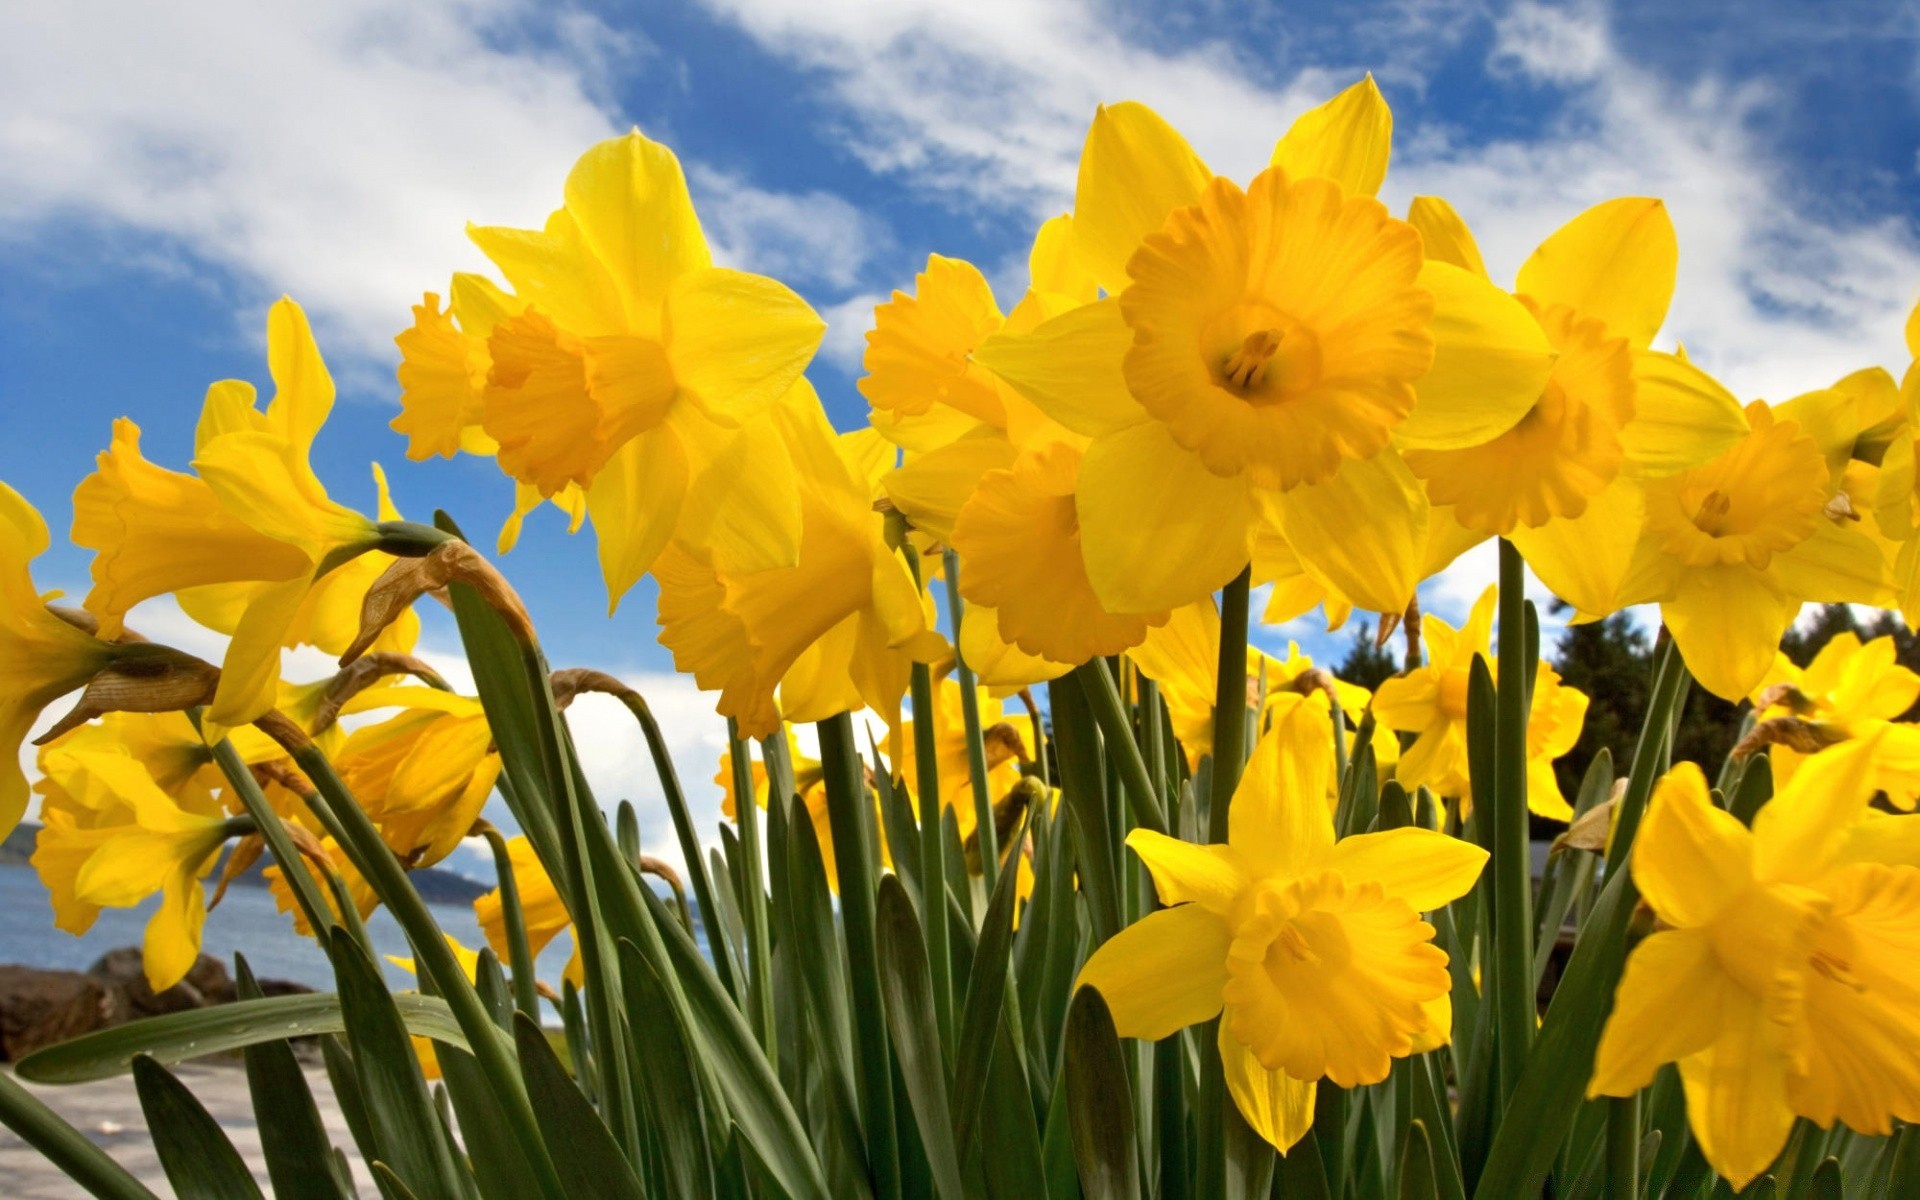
[1335,621,1400,691]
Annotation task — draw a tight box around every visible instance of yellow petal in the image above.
[1327,827,1487,912]
[1027,213,1098,304]
[1269,75,1392,198]
[1124,828,1246,914]
[674,414,802,575]
[143,869,211,992]
[195,379,268,453]
[1675,990,1798,1190]
[1229,702,1335,876]
[1751,732,1881,884]
[1074,904,1231,1040]
[1621,351,1750,476]
[883,435,1018,545]
[1589,927,1732,1096]
[467,209,627,338]
[588,428,688,612]
[958,605,1071,690]
[1662,564,1796,701]
[1516,198,1677,348]
[1406,196,1488,277]
[1771,519,1893,608]
[1396,260,1555,451]
[1774,387,1857,484]
[264,298,336,451]
[207,576,312,729]
[1076,422,1254,614]
[1071,102,1212,296]
[195,431,375,554]
[972,299,1147,438]
[1218,1024,1318,1153]
[1632,763,1753,927]
[665,268,824,421]
[1507,477,1643,617]
[1275,451,1426,616]
[563,129,712,332]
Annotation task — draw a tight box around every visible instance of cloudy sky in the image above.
[4,0,1918,867]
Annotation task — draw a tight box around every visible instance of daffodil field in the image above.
[9,75,1920,1199]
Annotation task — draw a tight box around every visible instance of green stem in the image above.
[481,826,542,1018]
[1075,659,1170,836]
[204,725,333,942]
[727,719,778,1054]
[1492,539,1536,1103]
[0,1071,159,1200]
[283,741,566,1200]
[909,655,956,1056]
[1606,1093,1641,1200]
[944,549,999,891]
[818,714,903,1199]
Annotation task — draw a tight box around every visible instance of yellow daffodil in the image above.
[459,130,825,606]
[388,935,485,1079]
[0,480,119,837]
[1591,743,1920,1187]
[1749,631,1920,808]
[33,745,238,990]
[331,686,501,869]
[1401,197,1748,614]
[1251,505,1483,633]
[974,79,1552,617]
[475,835,582,987]
[656,383,946,738]
[1370,586,1589,818]
[1870,299,1920,622]
[1077,701,1485,1150]
[891,679,1035,847]
[392,285,589,554]
[72,298,412,730]
[718,732,892,885]
[1616,394,1891,700]
[264,833,377,938]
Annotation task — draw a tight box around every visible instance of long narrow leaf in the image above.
[133,1055,266,1200]
[875,875,968,1200]
[1064,987,1140,1200]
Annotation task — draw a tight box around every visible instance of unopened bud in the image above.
[549,667,637,711]
[312,652,452,731]
[1733,716,1848,759]
[33,645,220,744]
[1551,798,1617,855]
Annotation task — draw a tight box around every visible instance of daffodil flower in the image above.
[655,383,946,739]
[1616,395,1891,700]
[718,732,893,885]
[460,130,825,607]
[33,746,242,990]
[1748,631,1920,808]
[475,835,582,987]
[976,79,1553,617]
[331,686,502,869]
[1401,197,1750,614]
[1591,741,1920,1187]
[1077,701,1485,1151]
[1370,586,1589,819]
[0,480,119,837]
[1869,297,1920,622]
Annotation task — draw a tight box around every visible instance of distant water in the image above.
[0,864,578,993]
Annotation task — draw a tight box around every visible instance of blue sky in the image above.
[3,0,1918,863]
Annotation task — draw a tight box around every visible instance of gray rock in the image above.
[0,966,110,1060]
[87,947,232,1016]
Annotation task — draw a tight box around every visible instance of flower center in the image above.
[1646,405,1828,570]
[1691,489,1733,536]
[1222,329,1284,390]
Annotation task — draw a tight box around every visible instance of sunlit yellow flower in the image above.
[1869,300,1920,623]
[1077,701,1484,1150]
[72,298,408,730]
[462,130,825,605]
[392,285,589,554]
[264,833,377,938]
[1401,197,1749,615]
[975,80,1552,616]
[1251,505,1483,632]
[33,746,237,990]
[0,481,119,837]
[1591,744,1920,1187]
[1370,586,1589,818]
[1617,395,1891,700]
[891,678,1035,847]
[475,835,582,987]
[656,384,946,738]
[332,686,501,869]
[1749,631,1920,808]
[718,732,892,885]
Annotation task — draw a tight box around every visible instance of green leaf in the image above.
[320,1035,381,1172]
[1729,753,1774,826]
[953,809,1030,1158]
[875,875,968,1200]
[434,1043,549,1200]
[1063,987,1140,1200]
[1049,677,1122,946]
[16,992,467,1084]
[0,1069,160,1200]
[617,937,716,1200]
[235,958,352,1200]
[512,1012,646,1200]
[975,1016,1048,1200]
[326,928,469,1200]
[1806,1155,1842,1200]
[1399,1119,1439,1200]
[133,1055,265,1200]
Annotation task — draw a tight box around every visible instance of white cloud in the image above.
[816,290,889,373]
[0,1,885,369]
[690,164,890,292]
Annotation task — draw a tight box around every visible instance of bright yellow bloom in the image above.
[1591,744,1920,1187]
[332,686,501,870]
[891,679,1035,847]
[718,732,891,886]
[0,481,118,837]
[1077,701,1485,1151]
[72,298,408,730]
[976,80,1552,617]
[475,835,582,987]
[1401,197,1749,615]
[392,286,589,555]
[1617,395,1891,700]
[1750,631,1920,809]
[264,834,378,938]
[32,746,235,990]
[656,384,946,739]
[460,130,825,606]
[1370,586,1589,818]
[1251,504,1483,632]
[1870,299,1920,623]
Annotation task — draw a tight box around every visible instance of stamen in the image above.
[1692,489,1732,535]
[1222,329,1283,389]
[1810,949,1865,992]
[1274,924,1320,965]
